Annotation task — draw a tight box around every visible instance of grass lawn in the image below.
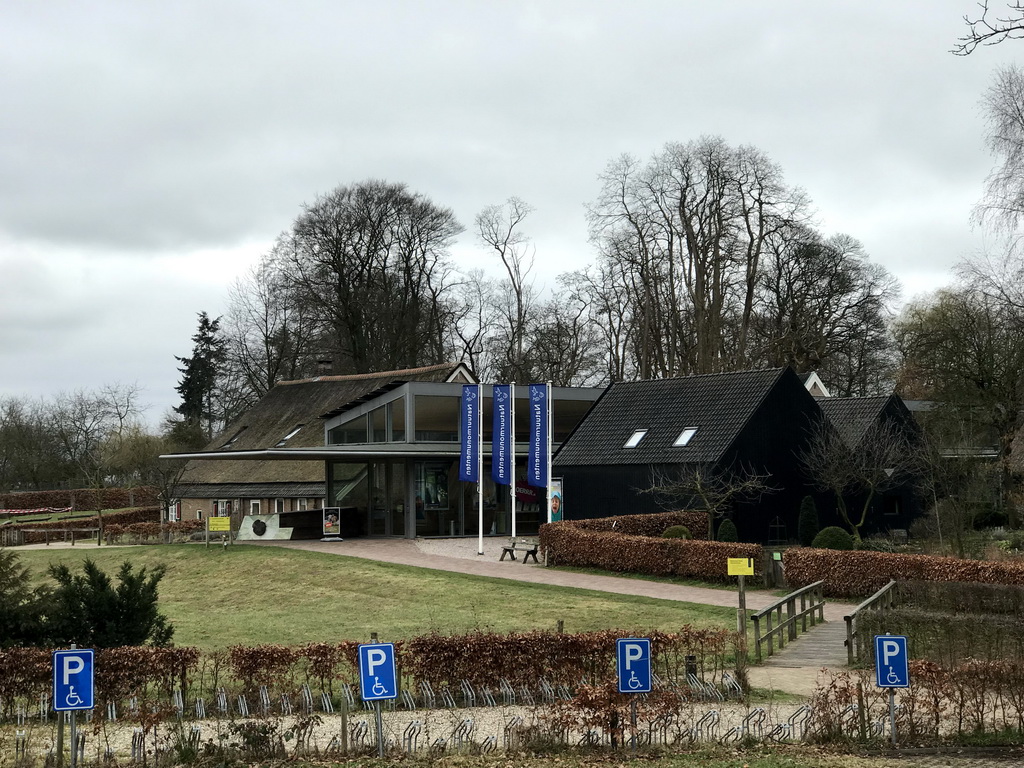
[14,544,737,649]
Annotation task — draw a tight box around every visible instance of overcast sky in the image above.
[0,1,1018,425]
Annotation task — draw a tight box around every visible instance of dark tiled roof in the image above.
[818,396,891,447]
[180,364,463,485]
[555,368,788,466]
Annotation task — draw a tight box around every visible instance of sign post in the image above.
[207,515,231,548]
[359,642,398,757]
[53,647,94,768]
[616,638,651,751]
[727,557,755,664]
[874,634,909,746]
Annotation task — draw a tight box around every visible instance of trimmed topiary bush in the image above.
[798,495,819,547]
[812,526,854,551]
[661,525,691,539]
[717,519,738,542]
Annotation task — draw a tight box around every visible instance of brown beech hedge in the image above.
[8,507,162,544]
[784,547,1024,598]
[540,515,761,583]
[0,486,158,512]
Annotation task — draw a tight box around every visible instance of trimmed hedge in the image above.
[784,547,1024,598]
[569,510,709,539]
[540,521,762,583]
[0,487,159,512]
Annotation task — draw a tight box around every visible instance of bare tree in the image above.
[800,419,922,544]
[476,197,536,381]
[974,65,1024,241]
[279,180,463,374]
[953,1,1024,55]
[641,463,778,541]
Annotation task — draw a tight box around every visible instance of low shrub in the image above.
[661,525,690,539]
[812,526,854,551]
[716,519,738,542]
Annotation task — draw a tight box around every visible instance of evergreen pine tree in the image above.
[174,312,226,441]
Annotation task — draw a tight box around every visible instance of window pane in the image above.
[328,414,368,444]
[414,395,459,441]
[370,406,387,443]
[624,429,648,448]
[390,398,406,441]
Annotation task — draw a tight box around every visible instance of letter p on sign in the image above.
[63,656,84,686]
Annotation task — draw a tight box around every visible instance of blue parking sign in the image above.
[616,638,652,694]
[358,643,398,701]
[53,649,95,711]
[874,635,909,688]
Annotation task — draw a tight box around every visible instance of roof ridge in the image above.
[277,362,459,386]
[622,367,787,386]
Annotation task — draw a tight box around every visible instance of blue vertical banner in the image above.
[527,383,548,488]
[459,384,479,482]
[492,384,513,485]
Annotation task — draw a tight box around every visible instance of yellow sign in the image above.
[208,516,231,532]
[727,557,755,576]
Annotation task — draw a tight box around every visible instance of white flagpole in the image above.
[477,381,484,555]
[546,381,553,524]
[510,381,517,540]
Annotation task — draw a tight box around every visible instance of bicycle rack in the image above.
[300,684,315,714]
[350,720,369,749]
[742,707,767,739]
[691,709,719,741]
[579,729,601,746]
[518,685,535,705]
[402,720,422,752]
[187,725,201,750]
[195,698,207,719]
[481,734,497,752]
[499,679,516,706]
[280,694,292,716]
[107,700,118,721]
[236,694,249,718]
[767,722,792,742]
[39,694,49,721]
[16,705,26,725]
[538,679,556,704]
[173,689,185,716]
[401,689,417,710]
[460,679,477,707]
[419,680,436,709]
[15,731,27,759]
[452,718,475,748]
[131,729,145,762]
[840,704,859,733]
[721,672,744,698]
[74,731,86,762]
[720,726,742,744]
[340,683,356,709]
[648,713,673,744]
[503,715,523,749]
[556,684,573,700]
[788,704,812,739]
[440,686,457,708]
[479,685,497,707]
[688,673,724,701]
[216,689,228,716]
[259,686,271,715]
[430,737,447,752]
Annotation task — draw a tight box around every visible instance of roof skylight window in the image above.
[275,425,304,447]
[673,427,698,447]
[221,427,247,448]
[623,429,648,448]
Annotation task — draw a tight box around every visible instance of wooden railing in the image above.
[2,527,100,547]
[843,579,897,665]
[749,580,825,663]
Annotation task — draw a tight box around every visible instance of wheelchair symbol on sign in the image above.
[627,671,643,690]
[371,677,388,697]
[886,668,901,685]
[65,686,84,707]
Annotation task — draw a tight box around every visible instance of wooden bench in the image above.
[500,538,539,563]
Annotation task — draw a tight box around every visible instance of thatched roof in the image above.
[179,363,468,487]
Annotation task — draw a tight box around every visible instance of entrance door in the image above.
[369,461,406,537]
